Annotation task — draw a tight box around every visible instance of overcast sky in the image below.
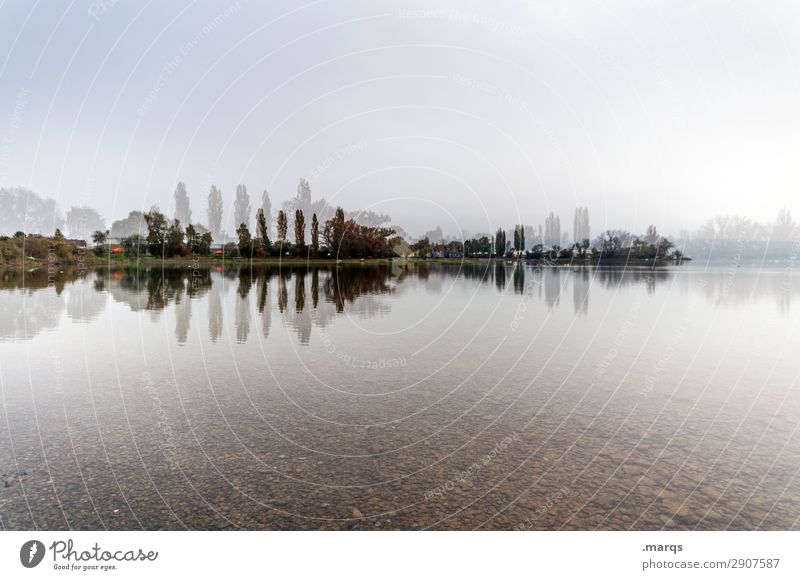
[1,0,798,237]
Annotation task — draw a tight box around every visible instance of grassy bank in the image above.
[0,234,95,269]
[1,252,685,271]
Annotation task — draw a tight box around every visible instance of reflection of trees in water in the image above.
[458,262,493,287]
[174,270,212,344]
[513,264,525,295]
[398,263,448,295]
[543,268,561,309]
[0,270,98,341]
[145,269,180,312]
[257,274,272,339]
[287,275,312,345]
[698,269,799,312]
[103,268,214,328]
[174,283,191,345]
[104,270,149,314]
[187,269,212,297]
[235,269,252,343]
[595,267,669,293]
[323,267,393,313]
[0,285,65,341]
[239,266,398,344]
[66,277,107,323]
[311,269,319,309]
[295,271,306,312]
[494,261,507,292]
[9,262,796,347]
[208,278,223,342]
[0,267,91,295]
[277,271,288,313]
[572,268,590,316]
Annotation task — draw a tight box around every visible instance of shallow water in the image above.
[1,262,799,530]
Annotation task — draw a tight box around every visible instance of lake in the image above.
[1,262,798,530]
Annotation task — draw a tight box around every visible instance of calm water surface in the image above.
[1,262,798,530]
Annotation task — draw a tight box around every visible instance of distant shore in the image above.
[1,254,687,271]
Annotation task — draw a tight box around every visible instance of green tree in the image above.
[91,229,108,246]
[237,222,253,257]
[294,209,306,249]
[311,213,319,255]
[322,207,347,256]
[411,236,431,258]
[144,207,168,255]
[166,219,186,257]
[199,231,213,255]
[277,210,288,242]
[495,228,506,257]
[256,208,270,254]
[185,223,199,251]
[122,235,146,256]
[656,237,673,259]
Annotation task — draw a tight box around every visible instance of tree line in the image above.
[407,222,676,261]
[91,204,399,260]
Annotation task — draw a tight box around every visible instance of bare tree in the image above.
[173,182,191,225]
[544,212,561,247]
[774,208,796,241]
[573,207,590,243]
[234,184,250,230]
[260,189,272,237]
[0,187,64,235]
[297,178,311,209]
[644,224,659,245]
[65,205,105,240]
[346,209,392,227]
[283,177,334,222]
[110,210,147,238]
[207,185,223,239]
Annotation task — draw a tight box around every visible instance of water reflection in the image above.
[256,274,272,339]
[209,278,223,342]
[573,269,590,316]
[1,264,798,343]
[3,262,799,531]
[544,268,561,309]
[66,278,107,323]
[494,261,506,292]
[175,286,191,345]
[236,270,252,343]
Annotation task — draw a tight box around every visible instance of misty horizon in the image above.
[1,183,797,250]
[2,1,799,238]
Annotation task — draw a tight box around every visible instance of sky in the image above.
[1,0,799,238]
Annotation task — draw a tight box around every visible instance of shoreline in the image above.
[1,255,687,271]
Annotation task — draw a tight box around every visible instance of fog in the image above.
[1,0,799,238]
